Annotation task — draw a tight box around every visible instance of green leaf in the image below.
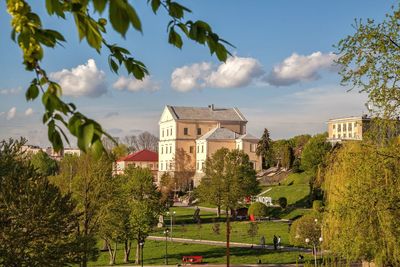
[168,28,183,49]
[109,0,130,37]
[93,0,108,13]
[215,43,228,62]
[26,84,39,101]
[126,4,142,32]
[109,58,119,73]
[82,123,95,149]
[150,0,161,13]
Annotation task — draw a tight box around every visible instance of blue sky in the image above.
[0,1,395,146]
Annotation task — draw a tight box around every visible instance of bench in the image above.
[182,255,203,264]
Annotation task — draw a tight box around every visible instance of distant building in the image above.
[63,148,81,157]
[327,115,371,143]
[158,104,261,186]
[115,149,158,180]
[21,145,45,155]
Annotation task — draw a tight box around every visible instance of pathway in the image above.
[257,188,272,196]
[148,236,310,253]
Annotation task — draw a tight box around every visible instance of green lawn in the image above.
[152,220,291,246]
[167,207,219,225]
[261,172,312,206]
[89,240,312,266]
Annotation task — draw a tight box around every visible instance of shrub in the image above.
[292,158,301,173]
[312,200,324,212]
[278,197,288,209]
[248,202,268,219]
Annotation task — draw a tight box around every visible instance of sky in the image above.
[0,1,396,146]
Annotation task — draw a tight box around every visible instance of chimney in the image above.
[208,104,214,111]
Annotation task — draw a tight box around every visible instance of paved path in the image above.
[257,188,272,196]
[148,236,310,253]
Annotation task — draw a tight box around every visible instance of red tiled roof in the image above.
[117,149,158,162]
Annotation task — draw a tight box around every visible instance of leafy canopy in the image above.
[6,0,232,154]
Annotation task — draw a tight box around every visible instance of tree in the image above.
[256,128,274,168]
[248,202,267,220]
[300,133,331,174]
[172,148,195,192]
[122,132,159,153]
[30,150,58,176]
[0,138,81,266]
[273,140,294,169]
[289,213,322,248]
[247,222,259,246]
[122,166,164,264]
[336,4,400,119]
[278,197,287,209]
[112,143,129,159]
[50,152,114,267]
[289,134,311,158]
[323,141,400,266]
[6,0,231,153]
[198,148,260,267]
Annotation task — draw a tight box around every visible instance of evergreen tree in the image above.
[256,128,274,168]
[30,150,58,176]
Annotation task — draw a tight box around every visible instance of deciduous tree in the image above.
[323,141,400,266]
[30,149,58,176]
[198,148,260,267]
[0,138,81,266]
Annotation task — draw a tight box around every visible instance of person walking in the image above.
[273,235,278,250]
[277,236,281,249]
[260,236,265,248]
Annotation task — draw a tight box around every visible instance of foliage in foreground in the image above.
[6,0,231,153]
[323,141,400,266]
[0,139,81,266]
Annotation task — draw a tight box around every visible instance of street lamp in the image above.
[164,228,169,265]
[166,211,176,240]
[139,238,145,267]
[305,237,322,267]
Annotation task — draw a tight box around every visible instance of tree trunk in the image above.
[135,241,140,264]
[217,205,221,218]
[226,207,230,267]
[124,240,131,263]
[106,240,117,265]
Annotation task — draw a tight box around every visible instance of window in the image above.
[170,128,172,136]
[201,162,205,171]
[160,162,163,170]
[196,161,199,170]
[343,123,347,131]
[162,129,164,137]
[338,124,341,132]
[190,146,194,154]
[250,162,255,169]
[348,123,352,131]
[197,145,199,153]
[250,143,256,152]
[197,128,202,135]
[332,124,335,130]
[169,162,172,170]
[349,133,352,138]
[169,146,172,153]
[343,133,347,138]
[201,145,204,153]
[333,134,336,139]
[161,146,163,154]
[184,128,188,135]
[338,134,341,138]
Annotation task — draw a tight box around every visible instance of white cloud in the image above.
[50,59,107,97]
[171,62,212,92]
[25,108,34,116]
[171,56,264,92]
[0,87,21,95]
[265,51,338,86]
[113,76,160,92]
[6,107,16,120]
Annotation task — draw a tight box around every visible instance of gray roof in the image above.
[198,127,238,140]
[198,127,259,141]
[237,133,259,140]
[167,105,247,122]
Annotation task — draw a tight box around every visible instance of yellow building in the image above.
[158,104,261,186]
[327,115,371,143]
